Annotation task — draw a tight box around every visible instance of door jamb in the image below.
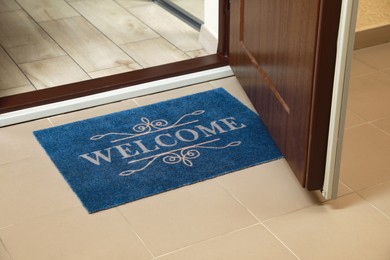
[322,0,358,199]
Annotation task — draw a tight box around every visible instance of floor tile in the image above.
[358,181,390,218]
[384,68,390,77]
[0,156,80,228]
[0,207,153,260]
[339,124,390,191]
[20,56,90,89]
[70,0,158,45]
[264,193,390,260]
[118,180,258,256]
[347,72,390,121]
[169,0,204,21]
[88,63,142,78]
[216,160,322,221]
[49,99,138,126]
[41,16,136,72]
[0,46,30,90]
[157,225,297,260]
[0,84,35,97]
[0,239,11,260]
[344,109,367,129]
[134,82,214,106]
[354,42,390,70]
[0,0,20,12]
[121,37,189,68]
[373,117,390,134]
[16,0,79,22]
[114,0,153,9]
[127,4,202,52]
[349,57,377,78]
[0,119,52,164]
[185,49,209,58]
[336,181,354,196]
[0,10,65,63]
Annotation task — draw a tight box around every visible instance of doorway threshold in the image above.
[0,66,234,127]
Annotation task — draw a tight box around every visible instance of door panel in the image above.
[230,0,342,189]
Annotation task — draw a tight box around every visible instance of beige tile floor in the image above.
[1,44,390,259]
[0,0,207,97]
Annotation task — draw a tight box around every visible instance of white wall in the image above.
[204,0,219,38]
[199,0,219,53]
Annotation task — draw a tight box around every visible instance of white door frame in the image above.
[322,0,359,199]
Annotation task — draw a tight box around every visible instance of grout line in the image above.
[351,56,380,72]
[257,222,302,260]
[17,54,68,66]
[115,208,156,259]
[349,70,379,79]
[102,0,176,61]
[47,118,55,126]
[260,203,322,224]
[87,62,143,78]
[344,121,370,130]
[14,6,84,72]
[344,110,390,131]
[65,1,137,62]
[126,3,200,53]
[0,43,37,91]
[39,17,133,74]
[35,20,92,78]
[0,224,14,231]
[213,179,261,223]
[118,35,161,46]
[117,37,190,68]
[339,180,354,193]
[214,178,302,260]
[0,156,34,168]
[0,205,82,233]
[369,122,390,137]
[0,85,34,94]
[125,98,140,108]
[132,98,141,107]
[154,223,262,259]
[354,178,390,194]
[0,238,12,260]
[114,0,160,33]
[355,192,390,220]
[368,114,390,123]
[362,178,390,190]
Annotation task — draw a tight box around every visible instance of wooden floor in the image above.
[0,0,207,98]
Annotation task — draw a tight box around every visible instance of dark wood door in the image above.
[229,0,342,190]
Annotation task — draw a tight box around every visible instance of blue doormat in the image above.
[34,88,282,213]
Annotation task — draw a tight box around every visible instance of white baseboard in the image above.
[199,24,218,54]
[0,66,234,127]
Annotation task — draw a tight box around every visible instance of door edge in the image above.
[322,0,359,199]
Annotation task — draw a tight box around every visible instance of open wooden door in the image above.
[229,0,343,190]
